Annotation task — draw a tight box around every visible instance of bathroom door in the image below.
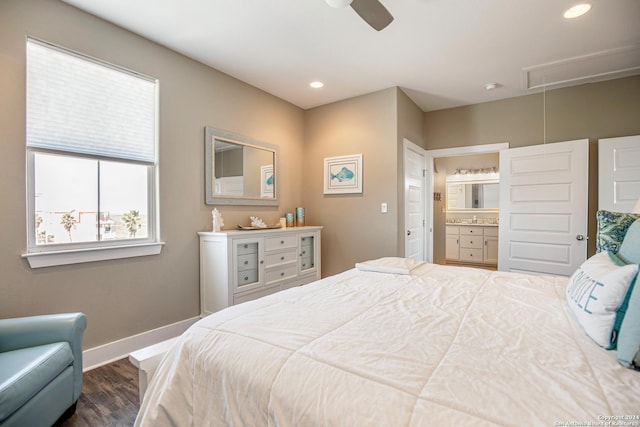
[498,139,588,276]
[404,139,429,262]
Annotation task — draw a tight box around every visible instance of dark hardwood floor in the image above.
[56,358,140,427]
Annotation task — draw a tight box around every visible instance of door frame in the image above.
[425,142,509,264]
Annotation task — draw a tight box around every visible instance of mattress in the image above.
[135,262,640,426]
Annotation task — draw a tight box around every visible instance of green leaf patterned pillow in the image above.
[596,210,640,254]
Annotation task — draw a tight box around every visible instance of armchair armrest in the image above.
[0,312,87,400]
[0,313,87,354]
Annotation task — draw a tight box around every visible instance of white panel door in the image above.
[598,135,640,213]
[498,139,588,276]
[404,140,428,261]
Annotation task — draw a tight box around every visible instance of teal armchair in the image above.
[0,313,87,427]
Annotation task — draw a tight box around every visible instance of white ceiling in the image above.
[61,0,640,112]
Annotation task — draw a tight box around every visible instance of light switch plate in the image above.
[381,203,388,213]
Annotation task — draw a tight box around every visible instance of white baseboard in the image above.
[82,316,200,371]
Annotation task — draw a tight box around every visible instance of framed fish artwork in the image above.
[260,165,274,198]
[323,154,363,194]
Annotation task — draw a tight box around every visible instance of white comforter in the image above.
[136,263,640,426]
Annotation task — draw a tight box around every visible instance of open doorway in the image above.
[425,143,508,265]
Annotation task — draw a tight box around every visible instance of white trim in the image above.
[22,242,165,268]
[425,142,509,158]
[82,316,199,371]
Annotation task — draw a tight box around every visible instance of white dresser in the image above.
[445,225,498,266]
[198,226,322,316]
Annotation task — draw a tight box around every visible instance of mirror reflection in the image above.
[446,182,499,210]
[205,127,279,206]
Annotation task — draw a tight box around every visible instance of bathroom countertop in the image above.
[445,222,499,227]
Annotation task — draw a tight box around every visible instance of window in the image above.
[24,38,162,268]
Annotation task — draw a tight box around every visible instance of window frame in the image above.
[23,38,163,268]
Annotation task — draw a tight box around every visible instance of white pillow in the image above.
[566,251,638,348]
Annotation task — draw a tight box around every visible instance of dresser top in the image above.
[198,225,323,237]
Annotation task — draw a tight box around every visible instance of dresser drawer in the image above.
[460,248,483,262]
[300,256,314,270]
[237,253,258,270]
[265,265,297,285]
[265,249,297,267]
[237,269,259,287]
[236,242,258,255]
[460,235,482,249]
[265,235,297,251]
[233,284,281,305]
[460,226,482,236]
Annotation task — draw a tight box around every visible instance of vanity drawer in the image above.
[265,235,297,251]
[484,227,499,237]
[265,249,297,267]
[446,226,460,235]
[460,235,482,249]
[460,226,483,236]
[460,248,483,262]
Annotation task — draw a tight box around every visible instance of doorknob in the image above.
[407,230,411,236]
[576,234,587,241]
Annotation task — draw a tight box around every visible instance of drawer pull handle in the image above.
[280,240,285,244]
[281,256,285,260]
[280,272,285,276]
[244,244,248,248]
[244,260,248,265]
[244,276,249,281]
[470,241,473,244]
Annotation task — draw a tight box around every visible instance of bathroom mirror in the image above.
[446,178,499,211]
[205,127,279,206]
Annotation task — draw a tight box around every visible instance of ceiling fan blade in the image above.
[350,0,394,31]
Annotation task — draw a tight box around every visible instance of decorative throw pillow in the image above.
[617,281,640,369]
[616,219,640,369]
[566,251,638,348]
[617,218,640,265]
[596,210,640,254]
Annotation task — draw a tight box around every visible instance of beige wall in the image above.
[303,88,400,277]
[424,75,640,258]
[0,0,305,348]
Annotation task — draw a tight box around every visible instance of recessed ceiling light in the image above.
[564,3,592,19]
[310,81,324,89]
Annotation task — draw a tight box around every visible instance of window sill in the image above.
[22,242,165,268]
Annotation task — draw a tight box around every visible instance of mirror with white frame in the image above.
[446,172,499,211]
[205,127,279,206]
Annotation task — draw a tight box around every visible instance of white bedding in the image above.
[135,263,640,426]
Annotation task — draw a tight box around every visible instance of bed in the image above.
[136,220,640,426]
